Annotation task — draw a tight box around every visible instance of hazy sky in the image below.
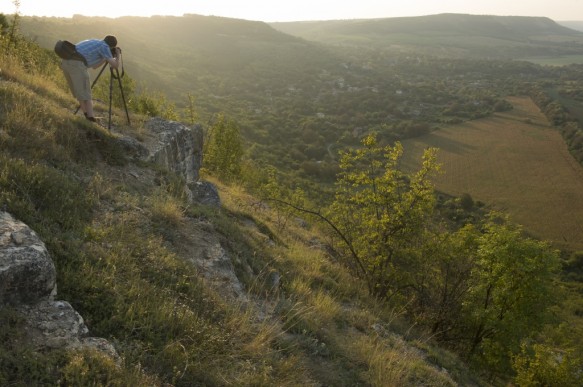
[0,0,581,22]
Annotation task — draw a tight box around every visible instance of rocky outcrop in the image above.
[0,212,56,305]
[144,117,204,184]
[134,117,221,206]
[0,118,217,361]
[0,211,118,360]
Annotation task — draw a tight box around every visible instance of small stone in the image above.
[11,231,24,245]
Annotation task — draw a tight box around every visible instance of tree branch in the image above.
[265,197,369,280]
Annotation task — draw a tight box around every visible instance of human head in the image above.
[104,35,117,48]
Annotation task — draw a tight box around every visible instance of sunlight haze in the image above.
[0,0,581,21]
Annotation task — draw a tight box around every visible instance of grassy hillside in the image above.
[401,96,583,250]
[18,14,338,100]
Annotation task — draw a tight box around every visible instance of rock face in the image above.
[139,117,220,205]
[144,117,204,184]
[0,211,118,359]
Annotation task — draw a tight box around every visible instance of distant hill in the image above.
[270,13,583,58]
[19,14,340,101]
[559,20,583,32]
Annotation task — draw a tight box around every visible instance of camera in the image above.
[110,46,121,56]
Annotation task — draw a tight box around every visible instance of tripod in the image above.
[75,53,131,130]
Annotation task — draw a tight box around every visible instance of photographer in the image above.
[60,35,121,122]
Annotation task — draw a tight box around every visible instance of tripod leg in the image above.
[108,69,114,130]
[114,68,131,126]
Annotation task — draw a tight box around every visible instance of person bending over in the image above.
[60,35,121,122]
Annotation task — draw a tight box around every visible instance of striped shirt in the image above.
[75,39,113,67]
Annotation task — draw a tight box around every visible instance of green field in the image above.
[402,96,583,250]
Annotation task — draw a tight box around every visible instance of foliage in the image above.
[410,224,479,339]
[0,13,9,35]
[260,166,307,229]
[203,113,244,181]
[314,132,561,375]
[327,133,440,299]
[513,343,582,386]
[184,92,199,125]
[92,70,179,121]
[530,84,583,165]
[460,215,560,372]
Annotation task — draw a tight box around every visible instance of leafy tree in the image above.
[461,214,560,372]
[0,14,9,36]
[5,1,20,50]
[203,114,244,181]
[184,93,199,125]
[261,167,306,230]
[459,193,474,211]
[411,224,479,338]
[326,133,441,299]
[513,343,582,386]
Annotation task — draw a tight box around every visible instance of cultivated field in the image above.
[402,96,583,250]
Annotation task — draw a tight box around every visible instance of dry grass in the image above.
[210,179,467,386]
[402,96,583,250]
[351,334,456,387]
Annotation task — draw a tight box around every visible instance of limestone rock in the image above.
[17,300,89,350]
[0,212,119,361]
[188,180,221,207]
[0,211,56,305]
[144,117,203,184]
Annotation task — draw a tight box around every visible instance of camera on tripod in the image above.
[110,46,122,56]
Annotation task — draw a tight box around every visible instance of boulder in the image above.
[0,212,56,306]
[0,211,119,360]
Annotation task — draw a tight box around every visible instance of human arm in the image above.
[106,47,121,70]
